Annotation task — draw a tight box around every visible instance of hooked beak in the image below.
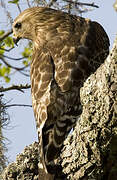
[13,37,21,46]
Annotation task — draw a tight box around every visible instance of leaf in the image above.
[23,60,28,66]
[0,66,11,77]
[21,43,32,67]
[5,67,11,74]
[8,0,19,4]
[0,30,5,36]
[0,66,11,83]
[4,76,10,83]
[22,47,32,58]
[0,67,6,76]
[0,46,5,55]
[4,37,14,48]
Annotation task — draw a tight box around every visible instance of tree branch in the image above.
[4,104,32,108]
[2,54,27,61]
[27,0,31,7]
[62,0,99,8]
[0,84,31,93]
[0,56,30,76]
[0,30,13,42]
[0,47,14,52]
[16,2,22,13]
[0,56,27,71]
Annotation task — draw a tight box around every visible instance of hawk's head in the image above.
[13,9,34,44]
[12,7,70,46]
[12,7,62,46]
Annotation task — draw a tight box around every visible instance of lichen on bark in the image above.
[1,142,39,180]
[1,37,117,180]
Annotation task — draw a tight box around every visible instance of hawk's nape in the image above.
[12,7,110,179]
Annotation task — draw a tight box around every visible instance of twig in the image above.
[0,56,30,76]
[17,70,30,77]
[4,104,32,108]
[63,1,99,8]
[0,84,31,93]
[48,0,57,7]
[0,47,14,52]
[2,54,27,61]
[0,30,13,41]
[0,1,13,24]
[27,0,31,7]
[0,56,29,71]
[17,3,22,13]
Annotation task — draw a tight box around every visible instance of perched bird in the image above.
[12,6,109,177]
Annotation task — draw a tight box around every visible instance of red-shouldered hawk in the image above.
[12,7,110,178]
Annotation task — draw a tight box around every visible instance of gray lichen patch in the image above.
[2,142,39,180]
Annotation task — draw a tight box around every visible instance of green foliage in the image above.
[0,65,11,83]
[22,43,32,66]
[8,0,19,4]
[4,76,10,83]
[0,46,5,55]
[0,30,14,49]
[0,30,13,83]
[0,30,5,36]
[22,47,32,58]
[0,29,32,83]
[4,37,14,48]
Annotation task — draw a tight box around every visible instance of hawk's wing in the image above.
[30,47,54,174]
[46,18,109,93]
[31,47,53,128]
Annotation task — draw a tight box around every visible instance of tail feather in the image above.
[42,114,77,172]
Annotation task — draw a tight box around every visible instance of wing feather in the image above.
[46,16,109,92]
[31,47,53,129]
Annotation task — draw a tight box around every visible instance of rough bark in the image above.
[1,37,117,180]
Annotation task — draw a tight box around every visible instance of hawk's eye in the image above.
[14,22,22,29]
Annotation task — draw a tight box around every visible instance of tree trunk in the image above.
[1,37,117,180]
